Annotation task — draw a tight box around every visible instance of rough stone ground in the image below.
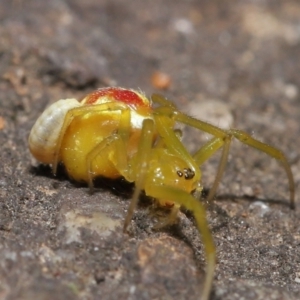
[0,1,300,299]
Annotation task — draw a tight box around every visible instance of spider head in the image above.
[145,148,201,195]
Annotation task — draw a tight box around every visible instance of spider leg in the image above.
[230,129,295,208]
[155,106,294,208]
[85,108,131,190]
[151,93,177,109]
[123,118,155,232]
[85,134,128,191]
[146,183,215,300]
[192,136,232,202]
[155,106,226,138]
[154,114,201,181]
[52,102,128,174]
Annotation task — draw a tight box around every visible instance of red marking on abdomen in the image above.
[84,87,149,108]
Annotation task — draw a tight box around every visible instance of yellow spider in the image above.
[28,87,295,300]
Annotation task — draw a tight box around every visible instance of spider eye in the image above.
[176,168,195,179]
[183,168,195,180]
[177,170,183,177]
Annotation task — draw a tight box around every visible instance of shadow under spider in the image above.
[29,163,135,198]
[29,164,290,208]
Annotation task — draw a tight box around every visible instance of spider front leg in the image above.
[147,183,215,300]
[83,111,156,232]
[155,104,295,208]
[123,118,155,231]
[192,126,295,207]
[183,113,295,207]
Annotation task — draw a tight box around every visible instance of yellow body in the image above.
[61,112,141,181]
